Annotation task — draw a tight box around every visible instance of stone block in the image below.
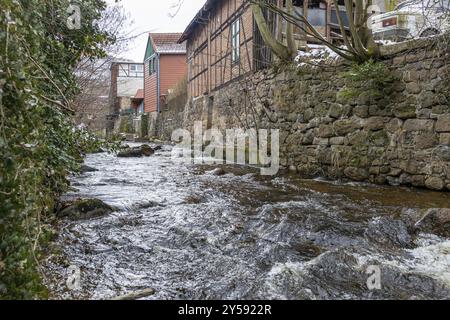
[406,82,421,94]
[393,103,416,119]
[313,137,329,146]
[414,132,439,149]
[419,91,438,109]
[344,167,369,181]
[436,115,450,132]
[386,118,403,133]
[411,175,425,187]
[425,176,445,191]
[417,108,431,119]
[403,119,435,132]
[364,117,388,131]
[316,125,334,138]
[435,146,450,161]
[330,137,345,145]
[440,133,450,146]
[353,105,369,118]
[333,119,359,136]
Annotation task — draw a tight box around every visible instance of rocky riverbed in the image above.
[42,144,450,300]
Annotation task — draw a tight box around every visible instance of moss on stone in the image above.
[58,199,115,221]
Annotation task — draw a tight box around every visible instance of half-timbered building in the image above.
[179,0,359,100]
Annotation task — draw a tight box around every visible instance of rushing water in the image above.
[43,144,450,300]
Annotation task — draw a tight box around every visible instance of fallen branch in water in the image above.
[110,288,156,300]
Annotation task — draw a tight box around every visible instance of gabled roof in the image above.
[145,33,186,60]
[133,89,144,100]
[179,0,220,43]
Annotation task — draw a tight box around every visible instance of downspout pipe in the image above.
[157,53,161,113]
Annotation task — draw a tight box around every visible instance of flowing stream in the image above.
[43,144,450,300]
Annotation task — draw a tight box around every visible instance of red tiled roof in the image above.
[151,33,182,45]
[133,89,144,100]
[150,33,186,54]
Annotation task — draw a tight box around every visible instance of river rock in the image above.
[425,176,445,191]
[80,165,98,174]
[365,217,413,248]
[208,168,226,176]
[399,208,425,233]
[87,147,106,154]
[414,208,450,237]
[132,200,164,210]
[344,167,369,181]
[117,144,155,158]
[58,199,115,220]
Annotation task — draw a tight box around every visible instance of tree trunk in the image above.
[253,0,381,63]
[251,2,295,62]
[286,0,297,57]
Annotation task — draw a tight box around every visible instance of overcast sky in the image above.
[106,0,206,62]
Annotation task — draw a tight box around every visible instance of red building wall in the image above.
[144,54,186,113]
[144,60,158,113]
[160,54,187,100]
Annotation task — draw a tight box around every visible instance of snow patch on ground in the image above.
[375,39,397,45]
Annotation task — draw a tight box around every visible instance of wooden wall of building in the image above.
[144,59,158,113]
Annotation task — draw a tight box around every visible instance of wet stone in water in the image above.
[80,165,98,174]
[208,168,227,176]
[415,208,450,238]
[365,217,413,248]
[58,199,115,221]
[117,144,155,158]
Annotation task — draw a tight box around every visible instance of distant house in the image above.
[110,61,144,115]
[179,0,379,99]
[143,33,187,114]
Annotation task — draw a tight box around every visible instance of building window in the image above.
[130,64,143,77]
[149,58,157,75]
[231,19,240,64]
[149,57,157,75]
[132,64,143,72]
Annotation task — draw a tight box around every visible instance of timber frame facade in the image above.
[179,0,357,99]
[179,0,256,99]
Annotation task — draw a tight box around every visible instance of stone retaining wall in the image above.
[164,40,450,191]
[155,93,187,141]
